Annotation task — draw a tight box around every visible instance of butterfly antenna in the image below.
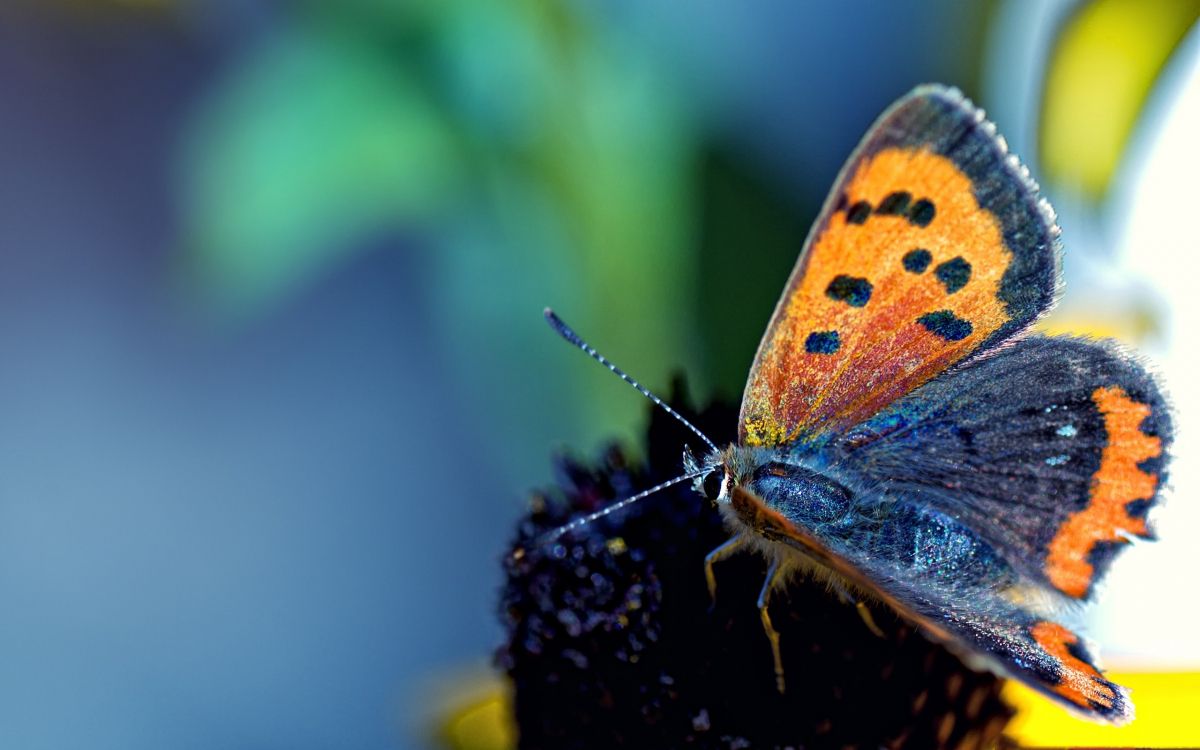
[530,466,712,548]
[543,308,719,455]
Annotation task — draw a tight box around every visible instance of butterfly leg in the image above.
[757,560,787,694]
[704,535,747,610]
[854,602,886,639]
[830,579,886,638]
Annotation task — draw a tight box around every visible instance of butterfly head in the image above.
[685,445,733,506]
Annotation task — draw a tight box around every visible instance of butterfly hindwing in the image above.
[740,85,1060,446]
[742,482,1134,723]
[905,585,1134,722]
[827,335,1171,601]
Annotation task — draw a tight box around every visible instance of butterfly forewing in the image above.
[740,85,1060,446]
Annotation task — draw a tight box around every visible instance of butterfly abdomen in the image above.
[835,499,1016,594]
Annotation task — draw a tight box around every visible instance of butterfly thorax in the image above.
[708,443,1020,598]
[710,444,853,539]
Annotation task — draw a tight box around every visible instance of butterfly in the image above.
[541,84,1171,725]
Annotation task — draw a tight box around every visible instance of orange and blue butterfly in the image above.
[540,84,1172,725]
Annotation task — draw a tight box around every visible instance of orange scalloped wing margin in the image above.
[1030,621,1127,716]
[1045,386,1163,597]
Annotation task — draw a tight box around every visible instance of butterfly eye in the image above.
[701,470,724,501]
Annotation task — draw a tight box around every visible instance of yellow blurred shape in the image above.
[1035,306,1159,344]
[1005,671,1200,747]
[437,690,515,750]
[436,671,1200,748]
[1041,0,1200,197]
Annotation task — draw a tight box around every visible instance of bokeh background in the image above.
[1,1,1197,748]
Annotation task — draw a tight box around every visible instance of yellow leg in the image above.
[704,536,747,609]
[831,579,886,638]
[757,560,786,694]
[855,601,887,639]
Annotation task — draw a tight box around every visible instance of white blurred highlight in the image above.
[1095,23,1200,669]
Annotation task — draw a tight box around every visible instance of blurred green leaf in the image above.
[428,0,702,468]
[178,0,704,484]
[1041,0,1200,198]
[181,26,460,317]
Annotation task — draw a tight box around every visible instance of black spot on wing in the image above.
[1125,498,1153,521]
[840,88,1059,347]
[902,248,932,273]
[825,275,873,307]
[908,198,936,227]
[875,191,912,215]
[805,331,840,354]
[846,201,871,225]
[917,310,972,341]
[934,257,971,293]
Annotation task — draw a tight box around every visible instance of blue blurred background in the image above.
[1,1,1196,748]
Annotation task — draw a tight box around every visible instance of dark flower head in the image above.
[498,381,1014,748]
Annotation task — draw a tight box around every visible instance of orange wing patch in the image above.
[741,147,1013,445]
[1030,621,1123,713]
[1046,386,1162,597]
